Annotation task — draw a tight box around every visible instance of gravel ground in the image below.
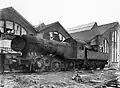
[0,68,119,88]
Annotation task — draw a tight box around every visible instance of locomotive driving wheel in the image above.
[42,56,51,71]
[67,60,75,71]
[36,56,51,72]
[51,59,61,72]
[36,58,45,72]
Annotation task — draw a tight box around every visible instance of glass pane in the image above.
[0,27,4,32]
[6,21,13,29]
[53,31,58,34]
[0,20,4,27]
[14,23,21,35]
[114,31,117,42]
[49,32,53,39]
[112,42,114,62]
[63,37,65,41]
[106,40,109,53]
[105,40,107,53]
[59,33,63,41]
[21,28,27,35]
[112,32,114,42]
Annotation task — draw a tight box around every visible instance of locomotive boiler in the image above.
[10,34,108,72]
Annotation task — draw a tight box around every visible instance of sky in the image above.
[0,0,120,30]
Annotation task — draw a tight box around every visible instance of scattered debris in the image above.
[0,69,119,88]
[72,73,82,83]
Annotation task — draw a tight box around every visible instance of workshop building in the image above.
[0,7,36,71]
[69,22,120,67]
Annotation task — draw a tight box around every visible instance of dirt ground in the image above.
[0,68,119,88]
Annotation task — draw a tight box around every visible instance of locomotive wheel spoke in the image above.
[43,56,50,66]
[36,56,51,72]
[67,61,75,71]
[51,59,61,72]
[36,58,45,72]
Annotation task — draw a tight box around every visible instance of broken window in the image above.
[63,37,65,41]
[14,23,21,35]
[14,23,27,35]
[21,28,27,35]
[49,32,53,39]
[6,21,14,34]
[48,31,66,42]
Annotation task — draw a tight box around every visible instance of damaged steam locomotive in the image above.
[9,34,108,72]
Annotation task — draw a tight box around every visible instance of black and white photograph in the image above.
[0,0,120,88]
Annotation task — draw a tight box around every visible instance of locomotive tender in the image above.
[10,34,108,72]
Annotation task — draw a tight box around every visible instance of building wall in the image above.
[118,26,120,67]
[0,7,36,35]
[0,7,37,53]
[96,24,120,67]
[37,22,72,41]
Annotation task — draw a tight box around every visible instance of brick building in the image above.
[35,21,72,41]
[0,7,36,71]
[0,7,36,53]
[69,22,120,67]
[0,6,119,69]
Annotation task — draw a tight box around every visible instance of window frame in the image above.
[112,31,118,62]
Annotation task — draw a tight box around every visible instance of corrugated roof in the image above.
[70,22,118,42]
[68,22,97,33]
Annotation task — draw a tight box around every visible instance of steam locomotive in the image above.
[9,34,108,72]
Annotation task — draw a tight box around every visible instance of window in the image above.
[14,23,27,35]
[100,39,109,53]
[45,31,66,42]
[0,20,28,54]
[14,23,21,35]
[48,31,65,41]
[21,28,27,35]
[59,33,63,41]
[0,20,4,33]
[49,32,53,39]
[0,20,27,35]
[6,21,13,29]
[6,21,14,34]
[63,37,65,41]
[112,31,118,62]
[53,31,58,34]
[103,39,109,53]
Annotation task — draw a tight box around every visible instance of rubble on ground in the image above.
[72,69,118,86]
[0,69,119,88]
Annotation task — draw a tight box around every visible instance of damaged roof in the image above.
[36,21,73,39]
[0,7,36,34]
[70,22,119,42]
[36,21,87,44]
